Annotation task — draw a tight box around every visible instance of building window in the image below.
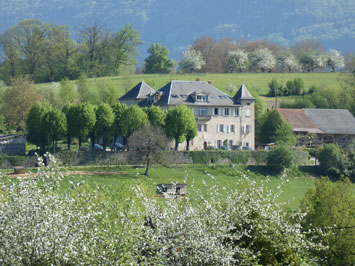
[245,109,251,117]
[198,124,202,132]
[224,108,229,116]
[198,107,207,116]
[234,108,241,116]
[214,108,219,115]
[246,125,252,133]
[229,140,233,147]
[217,140,222,147]
[231,125,235,132]
[219,124,224,132]
[204,124,207,132]
[246,142,250,147]
[197,95,208,102]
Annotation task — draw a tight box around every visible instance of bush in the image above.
[267,145,295,173]
[317,144,343,177]
[301,177,355,266]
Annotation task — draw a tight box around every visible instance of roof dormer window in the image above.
[197,95,208,102]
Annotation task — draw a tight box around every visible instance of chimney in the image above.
[208,80,211,84]
[196,77,200,81]
[157,91,163,101]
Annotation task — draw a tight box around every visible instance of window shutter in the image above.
[227,125,230,133]
[215,140,218,147]
[217,124,219,132]
[239,107,242,116]
[235,125,238,133]
[224,125,227,132]
[250,125,253,133]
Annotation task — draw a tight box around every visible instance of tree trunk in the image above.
[186,139,190,151]
[175,139,179,151]
[67,135,71,150]
[145,158,151,176]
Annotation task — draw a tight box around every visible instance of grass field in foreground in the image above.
[58,164,316,210]
[36,72,346,97]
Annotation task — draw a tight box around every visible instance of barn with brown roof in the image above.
[279,108,355,147]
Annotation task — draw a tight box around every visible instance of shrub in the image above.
[267,145,295,173]
[317,144,343,177]
[301,177,355,266]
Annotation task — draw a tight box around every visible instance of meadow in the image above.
[36,72,346,97]
[47,164,316,210]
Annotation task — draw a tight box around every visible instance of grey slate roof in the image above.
[119,81,155,100]
[304,109,355,134]
[233,83,255,102]
[154,80,239,107]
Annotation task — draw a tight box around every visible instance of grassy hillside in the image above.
[36,72,346,97]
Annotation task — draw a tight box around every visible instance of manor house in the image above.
[119,80,255,150]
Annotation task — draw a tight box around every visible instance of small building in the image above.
[156,184,187,196]
[279,108,355,147]
[0,134,26,155]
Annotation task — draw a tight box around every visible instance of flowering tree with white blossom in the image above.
[0,156,326,265]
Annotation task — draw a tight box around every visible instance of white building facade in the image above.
[120,80,255,150]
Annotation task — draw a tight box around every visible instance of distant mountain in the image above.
[1,0,354,63]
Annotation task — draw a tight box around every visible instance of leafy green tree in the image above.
[74,103,96,147]
[267,78,284,96]
[266,145,295,173]
[26,102,52,154]
[317,144,343,177]
[62,104,77,150]
[93,103,114,150]
[112,103,128,143]
[1,76,42,128]
[254,95,267,141]
[59,78,77,107]
[110,24,143,72]
[144,43,174,74]
[77,73,93,103]
[121,105,149,140]
[286,78,305,95]
[165,105,196,151]
[301,177,355,266]
[2,19,50,80]
[178,48,205,73]
[144,106,166,128]
[186,125,197,151]
[97,81,119,105]
[42,107,67,153]
[274,122,296,146]
[260,110,295,146]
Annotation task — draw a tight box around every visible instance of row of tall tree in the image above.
[178,37,348,73]
[0,19,142,84]
[26,102,197,154]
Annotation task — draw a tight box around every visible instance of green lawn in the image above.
[57,164,316,210]
[36,72,346,97]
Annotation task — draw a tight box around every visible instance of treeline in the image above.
[26,102,197,154]
[0,19,142,84]
[178,37,351,74]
